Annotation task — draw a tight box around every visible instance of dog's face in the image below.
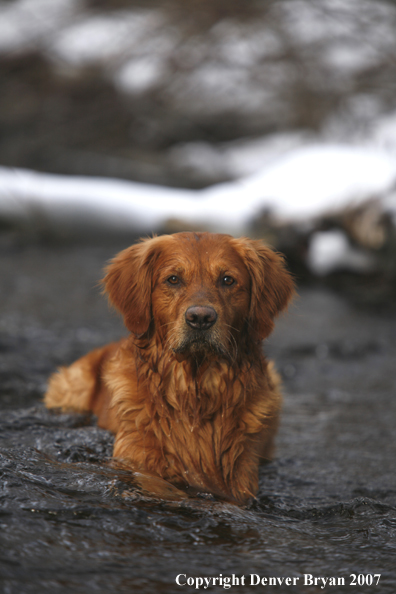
[103,233,294,359]
[150,234,251,358]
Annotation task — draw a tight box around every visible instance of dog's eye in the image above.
[167,275,180,285]
[222,276,235,286]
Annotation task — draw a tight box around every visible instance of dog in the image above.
[45,232,294,504]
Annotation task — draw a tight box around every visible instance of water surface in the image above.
[0,240,395,593]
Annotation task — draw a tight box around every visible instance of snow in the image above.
[307,230,376,276]
[0,0,77,54]
[114,57,165,95]
[1,142,396,239]
[221,144,396,220]
[49,11,163,67]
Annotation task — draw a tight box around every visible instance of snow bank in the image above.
[1,142,396,236]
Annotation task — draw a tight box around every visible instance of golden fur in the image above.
[45,232,294,504]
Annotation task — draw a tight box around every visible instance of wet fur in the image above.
[45,232,294,504]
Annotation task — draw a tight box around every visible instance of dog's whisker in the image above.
[224,332,238,365]
[164,329,179,352]
[159,320,178,329]
[224,323,241,333]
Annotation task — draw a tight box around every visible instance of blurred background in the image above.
[1,0,396,302]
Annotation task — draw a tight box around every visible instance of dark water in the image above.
[0,239,395,593]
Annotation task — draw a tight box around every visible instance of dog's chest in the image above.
[145,361,258,478]
[109,348,264,490]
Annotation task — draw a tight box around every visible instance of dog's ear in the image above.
[233,238,295,340]
[102,237,161,336]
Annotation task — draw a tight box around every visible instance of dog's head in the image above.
[103,233,294,359]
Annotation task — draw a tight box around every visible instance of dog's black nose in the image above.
[185,306,217,330]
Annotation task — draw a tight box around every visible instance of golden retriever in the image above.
[45,232,294,504]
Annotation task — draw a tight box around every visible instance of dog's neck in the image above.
[127,334,266,421]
